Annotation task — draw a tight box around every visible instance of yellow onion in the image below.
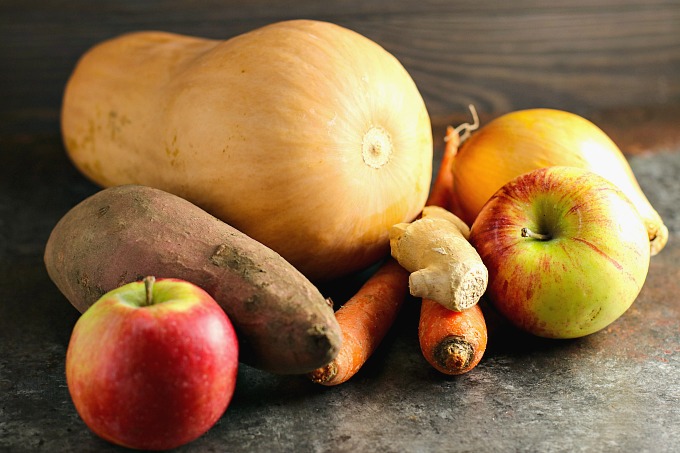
[449,108,667,255]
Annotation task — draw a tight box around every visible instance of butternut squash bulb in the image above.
[61,20,433,281]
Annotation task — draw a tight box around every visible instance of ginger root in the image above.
[389,206,487,311]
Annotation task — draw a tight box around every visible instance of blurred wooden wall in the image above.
[2,0,679,142]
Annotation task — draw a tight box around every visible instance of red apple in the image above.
[66,277,238,450]
[469,166,650,339]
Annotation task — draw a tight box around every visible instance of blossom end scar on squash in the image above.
[362,126,392,169]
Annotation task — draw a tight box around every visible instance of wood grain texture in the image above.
[1,1,679,138]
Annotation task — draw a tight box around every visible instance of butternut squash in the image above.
[61,20,433,281]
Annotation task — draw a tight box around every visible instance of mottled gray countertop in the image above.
[3,1,680,449]
[1,132,679,452]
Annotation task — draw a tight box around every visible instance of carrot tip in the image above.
[434,335,474,374]
[307,361,338,385]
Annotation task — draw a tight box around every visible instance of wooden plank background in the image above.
[1,0,679,140]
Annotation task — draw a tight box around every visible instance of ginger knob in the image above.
[389,206,487,311]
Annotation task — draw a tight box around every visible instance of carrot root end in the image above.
[308,360,338,385]
[434,335,474,374]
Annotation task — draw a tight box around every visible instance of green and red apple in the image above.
[66,276,239,450]
[469,166,650,339]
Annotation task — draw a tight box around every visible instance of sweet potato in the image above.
[44,185,341,375]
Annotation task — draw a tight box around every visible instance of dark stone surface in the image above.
[2,2,680,449]
[1,132,679,452]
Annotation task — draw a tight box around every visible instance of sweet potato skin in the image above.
[44,185,341,375]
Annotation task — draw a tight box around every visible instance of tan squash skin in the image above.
[61,20,433,281]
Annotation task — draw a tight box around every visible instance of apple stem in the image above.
[521,227,551,241]
[143,276,156,306]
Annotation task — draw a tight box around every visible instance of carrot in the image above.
[425,104,479,211]
[425,125,458,211]
[416,105,488,375]
[419,299,487,375]
[308,258,409,386]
